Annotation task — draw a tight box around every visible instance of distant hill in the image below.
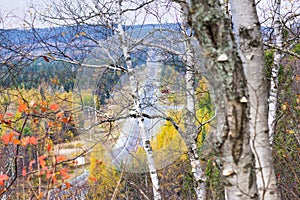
[0,23,182,99]
[0,23,181,46]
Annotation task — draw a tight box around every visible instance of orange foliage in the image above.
[22,167,27,177]
[0,174,9,186]
[38,155,47,169]
[18,101,27,112]
[49,104,59,112]
[21,136,38,146]
[1,132,20,145]
[60,168,70,180]
[56,155,67,163]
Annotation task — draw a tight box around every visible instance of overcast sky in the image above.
[0,0,180,29]
[0,0,37,28]
[0,0,31,12]
[0,0,298,29]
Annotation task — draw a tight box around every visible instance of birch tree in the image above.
[256,0,300,146]
[130,3,209,197]
[267,0,283,146]
[182,0,257,199]
[181,4,207,199]
[230,0,280,199]
[115,1,161,199]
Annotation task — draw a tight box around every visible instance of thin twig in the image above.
[263,42,300,60]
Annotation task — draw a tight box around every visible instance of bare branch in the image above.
[121,0,155,14]
[263,41,300,60]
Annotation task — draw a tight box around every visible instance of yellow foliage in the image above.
[88,143,120,198]
[152,121,185,151]
[195,77,214,145]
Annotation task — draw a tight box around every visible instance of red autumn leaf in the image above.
[42,56,50,62]
[47,143,52,152]
[96,160,103,165]
[38,155,47,168]
[1,132,15,145]
[6,112,14,117]
[0,174,9,181]
[56,111,64,119]
[0,174,9,186]
[0,114,3,121]
[12,131,20,136]
[56,155,67,163]
[29,136,37,145]
[52,175,58,183]
[21,137,30,146]
[37,192,44,199]
[33,118,39,123]
[1,134,11,145]
[41,101,48,106]
[29,160,36,171]
[46,170,52,179]
[47,121,54,127]
[18,102,27,112]
[60,117,69,123]
[60,168,70,180]
[13,139,21,145]
[89,177,97,182]
[22,167,27,177]
[41,107,47,113]
[49,104,59,112]
[64,182,72,189]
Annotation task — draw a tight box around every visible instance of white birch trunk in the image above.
[181,7,207,198]
[115,1,161,199]
[185,0,258,199]
[230,0,280,199]
[268,0,283,146]
[185,44,207,200]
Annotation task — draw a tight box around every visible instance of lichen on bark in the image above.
[184,0,257,199]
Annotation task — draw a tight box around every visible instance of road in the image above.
[45,171,89,200]
[109,61,165,171]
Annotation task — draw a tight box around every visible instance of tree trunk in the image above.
[185,0,257,199]
[180,5,207,199]
[230,0,280,199]
[268,0,283,146]
[115,1,161,199]
[184,45,207,200]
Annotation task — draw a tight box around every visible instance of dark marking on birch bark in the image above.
[227,101,245,164]
[239,26,261,53]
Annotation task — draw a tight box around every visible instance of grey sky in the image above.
[0,0,298,29]
[0,0,180,29]
[0,0,30,12]
[0,0,38,28]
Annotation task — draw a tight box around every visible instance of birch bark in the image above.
[230,0,280,199]
[184,0,257,199]
[181,6,207,199]
[115,1,161,199]
[268,0,283,146]
[184,40,207,200]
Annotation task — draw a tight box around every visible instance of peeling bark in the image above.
[230,0,280,199]
[184,0,257,199]
[115,1,161,199]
